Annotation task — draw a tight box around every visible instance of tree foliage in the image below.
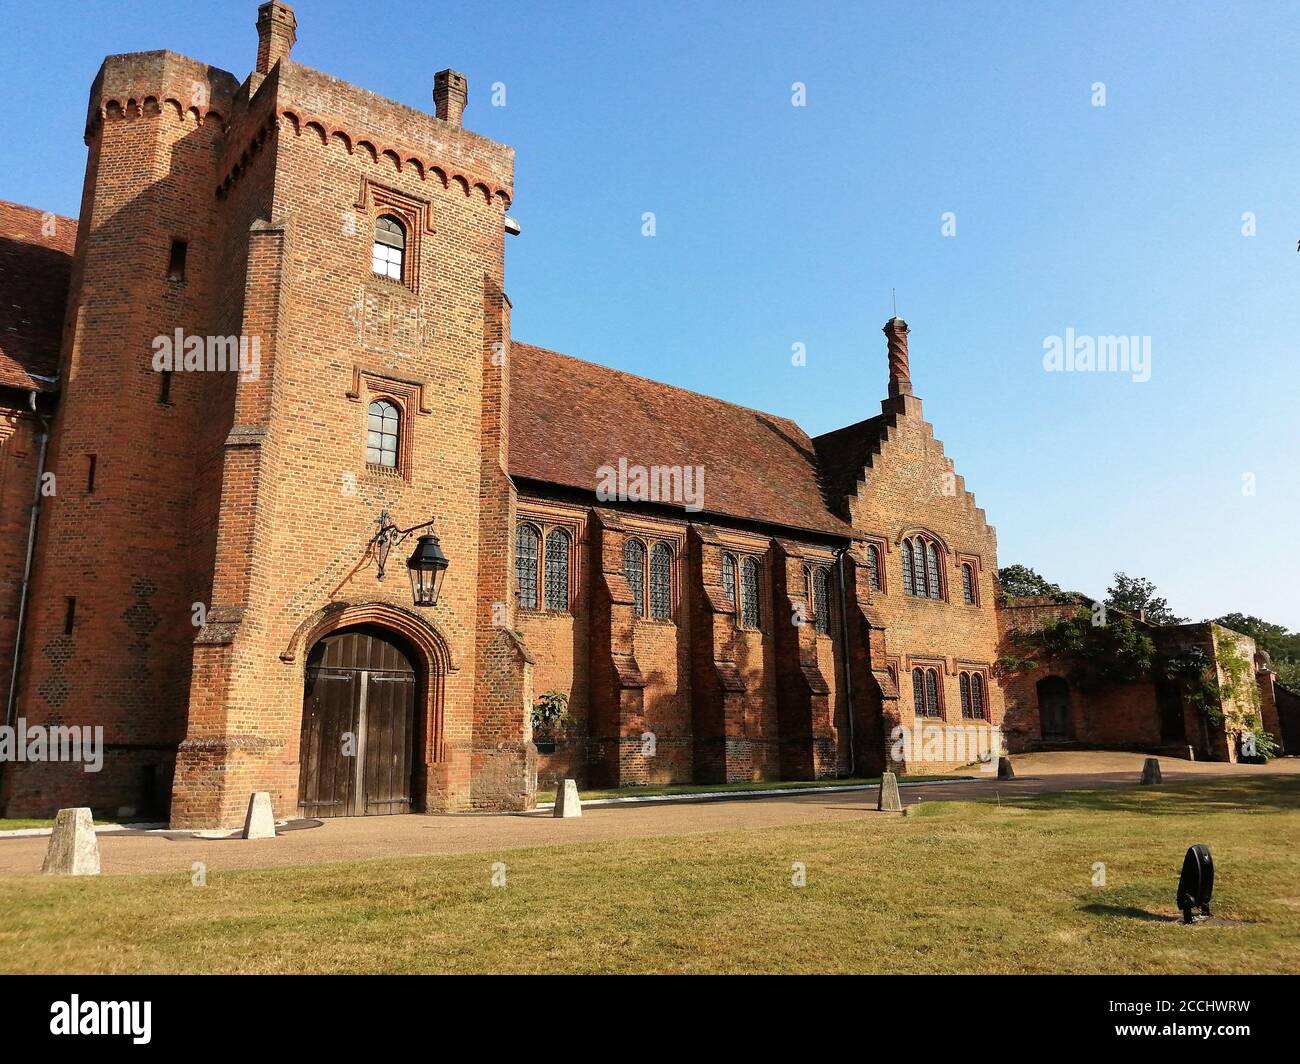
[1104,572,1186,625]
[996,564,1064,599]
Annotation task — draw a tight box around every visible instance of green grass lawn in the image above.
[2,777,1298,974]
[535,773,967,804]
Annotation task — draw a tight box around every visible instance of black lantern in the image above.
[406,534,449,608]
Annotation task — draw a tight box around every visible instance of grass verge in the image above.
[2,777,1298,974]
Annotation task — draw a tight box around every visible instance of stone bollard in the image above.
[243,792,276,839]
[997,756,1015,780]
[1140,757,1162,785]
[41,807,101,876]
[877,771,903,812]
[554,778,582,818]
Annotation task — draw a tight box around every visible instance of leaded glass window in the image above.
[926,542,941,600]
[649,542,672,620]
[721,553,737,609]
[516,524,539,609]
[740,557,761,629]
[962,563,975,605]
[867,544,882,592]
[624,540,646,617]
[543,529,570,611]
[812,566,831,635]
[901,541,915,596]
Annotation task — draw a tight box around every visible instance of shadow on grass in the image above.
[993,776,1300,817]
[1080,903,1180,923]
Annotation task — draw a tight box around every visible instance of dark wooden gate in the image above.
[1037,676,1074,741]
[298,628,417,818]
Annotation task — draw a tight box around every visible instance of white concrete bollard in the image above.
[41,807,101,876]
[242,791,277,839]
[553,778,582,818]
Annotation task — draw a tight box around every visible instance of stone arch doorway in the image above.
[298,625,423,818]
[1037,675,1074,741]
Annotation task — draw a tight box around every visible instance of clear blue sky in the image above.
[4,0,1297,627]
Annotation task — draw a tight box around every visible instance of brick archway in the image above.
[284,602,454,779]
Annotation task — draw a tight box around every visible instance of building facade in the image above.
[0,4,1281,828]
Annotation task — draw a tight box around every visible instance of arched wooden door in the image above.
[1037,676,1074,741]
[298,627,417,818]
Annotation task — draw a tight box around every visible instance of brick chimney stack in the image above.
[884,317,911,397]
[256,2,297,74]
[434,69,468,126]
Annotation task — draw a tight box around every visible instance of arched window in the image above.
[912,666,941,717]
[961,562,976,606]
[624,540,646,617]
[866,543,882,592]
[543,529,570,611]
[740,557,761,629]
[812,566,831,635]
[515,523,539,609]
[372,214,406,281]
[902,535,945,600]
[959,670,986,719]
[649,542,673,620]
[721,553,737,610]
[366,399,400,468]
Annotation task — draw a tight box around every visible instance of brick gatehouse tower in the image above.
[0,4,1280,828]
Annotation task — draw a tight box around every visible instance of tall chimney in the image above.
[256,2,297,74]
[884,317,911,397]
[434,69,468,127]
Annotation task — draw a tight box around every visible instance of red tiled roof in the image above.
[0,200,77,392]
[509,342,853,537]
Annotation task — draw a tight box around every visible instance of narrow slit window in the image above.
[167,239,187,282]
[866,544,882,592]
[158,369,173,404]
[962,563,976,605]
[86,454,97,494]
[812,566,831,635]
[63,596,77,635]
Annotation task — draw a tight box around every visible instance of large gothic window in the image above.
[740,557,762,629]
[649,542,673,620]
[912,666,941,717]
[543,529,570,611]
[902,535,945,600]
[624,540,646,617]
[515,523,540,609]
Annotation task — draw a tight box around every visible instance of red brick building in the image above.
[0,4,1280,828]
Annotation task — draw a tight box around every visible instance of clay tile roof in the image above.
[0,200,77,393]
[509,342,853,537]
